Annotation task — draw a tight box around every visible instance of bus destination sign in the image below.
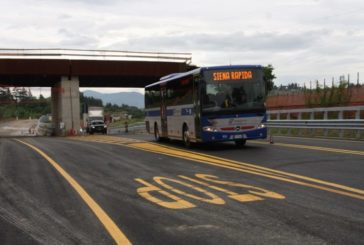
[212,71,253,81]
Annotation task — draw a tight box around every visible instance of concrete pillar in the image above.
[52,76,80,136]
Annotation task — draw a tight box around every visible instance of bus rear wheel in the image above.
[183,125,191,148]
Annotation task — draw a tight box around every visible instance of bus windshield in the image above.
[201,69,266,114]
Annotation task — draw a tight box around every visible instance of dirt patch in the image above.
[0,119,37,136]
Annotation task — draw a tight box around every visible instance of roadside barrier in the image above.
[267,106,364,139]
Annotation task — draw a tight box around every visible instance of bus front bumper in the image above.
[201,128,267,142]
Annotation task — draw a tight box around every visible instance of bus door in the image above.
[160,86,168,137]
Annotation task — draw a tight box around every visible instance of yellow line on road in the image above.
[16,139,132,245]
[71,136,364,200]
[127,142,364,201]
[251,141,364,156]
[149,142,364,196]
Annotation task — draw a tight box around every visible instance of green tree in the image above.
[104,103,144,119]
[263,64,276,93]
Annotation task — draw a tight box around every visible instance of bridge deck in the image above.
[0,49,195,87]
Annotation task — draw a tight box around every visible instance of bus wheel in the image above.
[235,139,246,147]
[154,124,161,142]
[183,125,191,148]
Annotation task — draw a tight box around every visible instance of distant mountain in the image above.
[83,90,144,108]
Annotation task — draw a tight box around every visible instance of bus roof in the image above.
[145,65,262,88]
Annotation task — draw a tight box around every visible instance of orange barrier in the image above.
[68,128,77,136]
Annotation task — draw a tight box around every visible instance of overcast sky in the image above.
[1,0,364,96]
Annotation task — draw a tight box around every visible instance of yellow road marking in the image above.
[135,178,196,209]
[154,176,225,205]
[251,141,364,156]
[132,141,364,196]
[179,175,263,203]
[16,140,132,245]
[74,135,364,156]
[156,144,364,196]
[186,174,285,200]
[71,136,364,201]
[127,142,364,200]
[78,135,143,144]
[178,175,273,203]
[136,174,286,209]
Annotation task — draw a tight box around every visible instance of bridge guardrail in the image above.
[0,49,192,63]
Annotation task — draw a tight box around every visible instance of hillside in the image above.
[83,90,144,108]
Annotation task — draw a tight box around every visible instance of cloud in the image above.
[107,30,322,54]
[276,0,320,6]
[1,0,364,86]
[58,28,99,48]
[35,0,119,5]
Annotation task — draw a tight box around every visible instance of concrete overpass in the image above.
[0,49,194,136]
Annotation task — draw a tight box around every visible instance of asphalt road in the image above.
[0,134,363,244]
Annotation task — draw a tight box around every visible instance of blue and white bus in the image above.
[145,65,267,147]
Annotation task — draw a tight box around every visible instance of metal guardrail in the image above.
[0,48,193,64]
[268,105,364,120]
[267,119,364,130]
[267,106,364,139]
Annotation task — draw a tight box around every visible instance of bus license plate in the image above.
[234,134,247,139]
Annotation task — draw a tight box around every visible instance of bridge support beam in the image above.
[52,76,80,136]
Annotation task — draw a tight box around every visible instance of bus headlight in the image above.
[258,123,266,129]
[203,126,218,132]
